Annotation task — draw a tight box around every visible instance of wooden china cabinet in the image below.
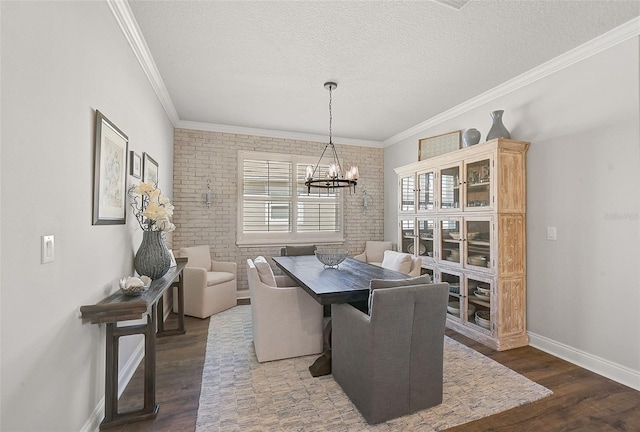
[394,138,529,351]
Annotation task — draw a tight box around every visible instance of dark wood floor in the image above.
[115,313,640,432]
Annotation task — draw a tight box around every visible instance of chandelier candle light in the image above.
[304,82,359,194]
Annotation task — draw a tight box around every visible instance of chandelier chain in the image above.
[328,85,332,144]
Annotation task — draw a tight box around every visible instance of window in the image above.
[237,151,343,245]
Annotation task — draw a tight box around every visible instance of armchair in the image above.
[173,245,237,318]
[353,241,395,267]
[381,250,422,277]
[332,280,449,424]
[247,257,323,362]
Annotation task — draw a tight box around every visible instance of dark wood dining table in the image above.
[272,255,410,305]
[272,255,411,376]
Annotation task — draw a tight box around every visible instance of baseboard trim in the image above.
[528,331,640,391]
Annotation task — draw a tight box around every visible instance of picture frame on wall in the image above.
[130,151,142,179]
[418,130,461,161]
[143,153,159,185]
[92,110,128,225]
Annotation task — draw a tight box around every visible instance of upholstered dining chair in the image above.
[353,241,395,267]
[247,257,324,362]
[173,245,237,318]
[380,250,422,277]
[279,244,317,256]
[332,278,449,424]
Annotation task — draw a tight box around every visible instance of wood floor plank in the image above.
[113,314,640,431]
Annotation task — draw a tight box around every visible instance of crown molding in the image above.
[110,1,638,149]
[432,0,470,11]
[383,16,640,147]
[106,0,179,125]
[175,120,384,148]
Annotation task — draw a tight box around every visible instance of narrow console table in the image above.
[80,257,188,430]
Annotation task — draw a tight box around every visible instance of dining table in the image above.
[272,255,411,376]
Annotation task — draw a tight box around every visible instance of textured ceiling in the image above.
[128,1,639,143]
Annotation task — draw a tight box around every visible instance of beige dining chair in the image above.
[246,257,324,362]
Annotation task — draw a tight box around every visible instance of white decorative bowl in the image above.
[475,311,491,329]
[119,275,151,296]
[476,286,490,296]
[449,232,461,240]
[468,255,487,266]
[447,301,460,315]
[315,250,348,268]
[474,290,491,301]
[467,232,480,240]
[447,302,475,317]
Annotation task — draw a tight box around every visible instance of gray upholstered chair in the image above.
[280,244,317,256]
[247,257,324,362]
[331,279,449,424]
[173,245,237,318]
[353,241,395,267]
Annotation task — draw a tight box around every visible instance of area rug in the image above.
[195,306,551,431]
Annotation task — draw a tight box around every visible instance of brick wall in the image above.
[173,128,385,296]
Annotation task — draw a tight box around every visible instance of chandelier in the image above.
[304,82,359,194]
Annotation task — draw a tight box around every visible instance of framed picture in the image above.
[92,110,128,225]
[130,151,142,179]
[143,153,159,185]
[418,130,461,160]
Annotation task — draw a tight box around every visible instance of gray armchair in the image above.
[331,281,449,424]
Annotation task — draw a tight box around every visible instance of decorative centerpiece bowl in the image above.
[315,250,348,268]
[475,311,491,329]
[119,275,152,296]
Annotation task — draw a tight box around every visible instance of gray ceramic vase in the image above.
[134,230,171,280]
[486,110,511,140]
[462,128,481,147]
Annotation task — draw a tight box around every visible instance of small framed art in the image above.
[130,151,142,179]
[92,110,128,225]
[143,153,159,185]
[418,130,461,161]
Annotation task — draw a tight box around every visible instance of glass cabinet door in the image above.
[467,275,493,333]
[465,157,492,210]
[465,218,492,271]
[399,174,415,213]
[440,218,461,265]
[421,266,435,281]
[417,218,435,261]
[399,218,416,254]
[417,171,435,212]
[439,165,461,211]
[443,271,463,320]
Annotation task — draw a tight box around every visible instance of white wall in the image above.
[385,36,640,389]
[0,2,174,431]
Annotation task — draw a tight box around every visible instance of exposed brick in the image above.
[173,128,384,295]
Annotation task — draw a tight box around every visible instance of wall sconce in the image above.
[204,180,212,207]
[363,189,371,213]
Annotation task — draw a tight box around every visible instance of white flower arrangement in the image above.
[128,182,176,232]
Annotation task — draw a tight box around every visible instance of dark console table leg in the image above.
[157,273,186,337]
[100,317,158,430]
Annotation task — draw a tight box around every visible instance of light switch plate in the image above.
[546,227,557,241]
[42,235,55,263]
